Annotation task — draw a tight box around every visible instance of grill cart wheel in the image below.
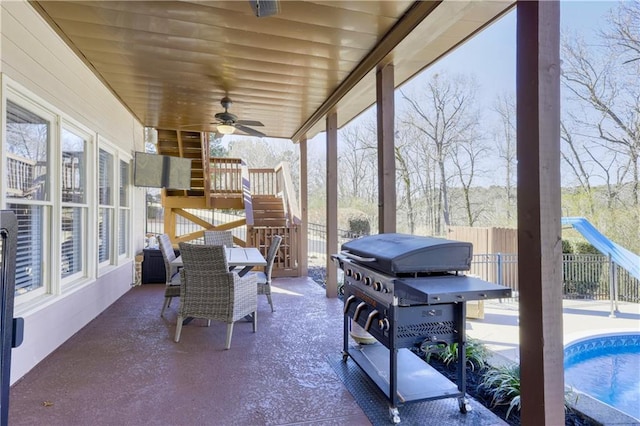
[458,397,471,413]
[389,407,401,424]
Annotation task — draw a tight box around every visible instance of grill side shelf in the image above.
[395,275,512,305]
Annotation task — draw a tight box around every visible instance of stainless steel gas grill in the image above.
[332,233,512,424]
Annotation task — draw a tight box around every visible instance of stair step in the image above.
[253,219,287,227]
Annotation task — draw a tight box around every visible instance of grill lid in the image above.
[340,233,473,274]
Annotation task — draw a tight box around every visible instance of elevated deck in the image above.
[155,129,301,277]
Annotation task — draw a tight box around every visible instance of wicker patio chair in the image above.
[249,234,282,312]
[158,234,181,317]
[203,230,234,248]
[175,243,257,349]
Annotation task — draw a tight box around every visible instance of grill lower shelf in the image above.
[347,343,462,403]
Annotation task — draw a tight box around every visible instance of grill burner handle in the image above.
[353,302,367,322]
[341,250,376,263]
[364,310,379,331]
[343,295,356,314]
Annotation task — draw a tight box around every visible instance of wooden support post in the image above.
[377,63,396,233]
[299,137,309,276]
[326,111,338,298]
[516,2,565,425]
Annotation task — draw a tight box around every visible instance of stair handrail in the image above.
[275,162,301,225]
[201,134,212,207]
[242,160,254,226]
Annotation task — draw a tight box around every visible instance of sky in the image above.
[299,1,623,186]
[412,1,616,110]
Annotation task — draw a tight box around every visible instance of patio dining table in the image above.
[171,247,267,277]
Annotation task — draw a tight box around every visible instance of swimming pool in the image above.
[564,332,640,421]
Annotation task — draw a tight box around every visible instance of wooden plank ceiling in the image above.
[31,0,514,142]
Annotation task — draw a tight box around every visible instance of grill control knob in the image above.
[378,318,390,331]
[373,281,382,292]
[364,276,372,286]
[354,272,362,281]
[345,269,353,277]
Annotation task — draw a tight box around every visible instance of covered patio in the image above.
[2,1,570,425]
[7,277,508,425]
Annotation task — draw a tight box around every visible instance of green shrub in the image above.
[348,217,370,236]
[562,239,573,254]
[479,364,521,420]
[573,241,599,255]
[421,337,489,371]
[479,364,581,420]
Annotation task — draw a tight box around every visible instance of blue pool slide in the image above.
[561,217,640,280]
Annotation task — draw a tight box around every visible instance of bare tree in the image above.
[394,124,424,234]
[450,135,488,226]
[604,1,640,64]
[492,92,517,223]
[400,73,482,233]
[560,119,595,214]
[562,31,640,208]
[337,120,377,203]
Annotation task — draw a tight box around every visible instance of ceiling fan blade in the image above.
[249,0,280,17]
[235,124,266,138]
[236,119,264,127]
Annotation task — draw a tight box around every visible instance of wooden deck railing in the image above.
[6,153,39,197]
[208,157,244,193]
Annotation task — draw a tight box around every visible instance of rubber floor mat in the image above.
[327,354,508,426]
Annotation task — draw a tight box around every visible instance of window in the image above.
[4,84,136,302]
[118,159,130,257]
[5,100,51,296]
[61,128,88,279]
[98,148,114,266]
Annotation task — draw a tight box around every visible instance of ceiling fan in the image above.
[184,97,265,137]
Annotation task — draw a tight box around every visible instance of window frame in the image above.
[59,120,94,286]
[2,89,57,302]
[117,155,132,261]
[2,76,137,306]
[97,143,116,270]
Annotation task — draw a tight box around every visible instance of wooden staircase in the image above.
[156,129,245,210]
[156,129,206,198]
[153,129,301,276]
[252,195,287,227]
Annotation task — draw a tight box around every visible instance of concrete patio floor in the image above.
[7,276,509,426]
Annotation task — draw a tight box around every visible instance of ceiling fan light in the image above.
[217,124,235,135]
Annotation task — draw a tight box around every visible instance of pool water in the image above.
[564,333,640,420]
